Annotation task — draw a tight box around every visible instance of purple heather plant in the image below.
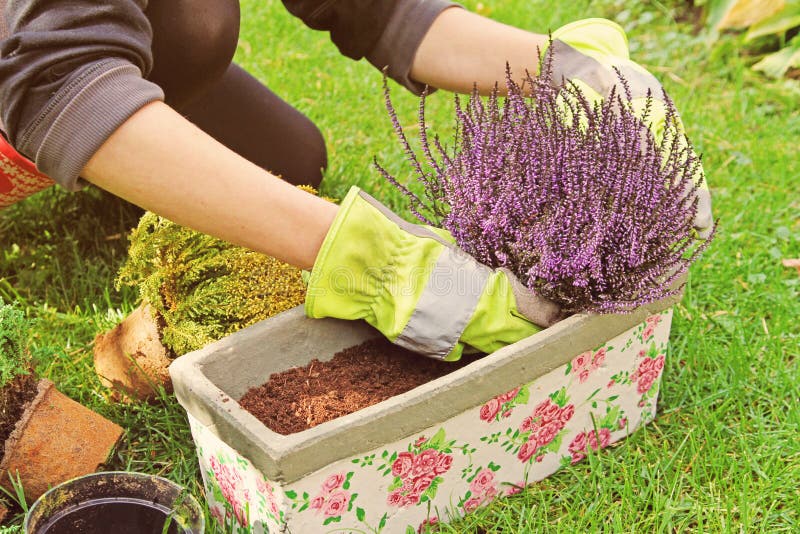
[375,57,715,314]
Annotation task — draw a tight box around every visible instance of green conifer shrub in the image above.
[116,188,320,356]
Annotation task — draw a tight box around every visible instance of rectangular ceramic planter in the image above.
[171,297,677,534]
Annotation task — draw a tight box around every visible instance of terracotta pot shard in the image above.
[93,303,173,401]
[0,379,124,502]
[0,501,7,524]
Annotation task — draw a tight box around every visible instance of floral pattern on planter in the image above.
[478,386,525,422]
[457,463,502,513]
[284,471,360,527]
[188,309,672,533]
[191,422,283,534]
[374,428,464,510]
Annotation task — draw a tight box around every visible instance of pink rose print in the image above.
[387,490,405,507]
[463,496,482,513]
[636,371,658,394]
[413,474,435,495]
[387,447,453,507]
[578,368,591,383]
[414,436,427,448]
[433,453,453,475]
[534,420,561,448]
[520,416,534,432]
[412,449,439,477]
[533,399,560,420]
[592,348,606,368]
[469,469,496,496]
[499,387,520,403]
[587,428,612,450]
[517,397,574,463]
[568,432,588,464]
[479,397,501,422]
[646,314,662,327]
[642,325,655,342]
[462,467,499,515]
[480,387,523,422]
[504,482,525,496]
[209,456,250,526]
[573,347,607,382]
[632,355,665,394]
[572,350,591,370]
[568,428,613,464]
[255,476,279,517]
[323,490,349,517]
[392,452,414,478]
[209,505,225,526]
[607,379,616,388]
[418,516,439,533]
[618,417,628,429]
[309,473,351,517]
[560,404,575,424]
[322,472,345,493]
[517,440,537,462]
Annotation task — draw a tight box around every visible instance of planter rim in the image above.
[0,378,52,474]
[171,292,679,483]
[24,471,204,534]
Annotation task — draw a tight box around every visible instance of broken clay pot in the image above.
[0,379,123,502]
[93,303,173,401]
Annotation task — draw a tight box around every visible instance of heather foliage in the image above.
[376,58,715,314]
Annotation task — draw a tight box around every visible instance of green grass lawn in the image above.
[1,0,798,532]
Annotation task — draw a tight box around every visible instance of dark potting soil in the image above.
[239,338,481,435]
[0,372,38,459]
[38,499,182,534]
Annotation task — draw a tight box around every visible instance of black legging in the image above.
[145,0,327,188]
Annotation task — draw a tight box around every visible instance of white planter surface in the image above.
[171,302,675,533]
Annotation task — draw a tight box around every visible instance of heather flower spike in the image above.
[376,48,715,314]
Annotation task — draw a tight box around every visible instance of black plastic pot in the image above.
[25,472,204,534]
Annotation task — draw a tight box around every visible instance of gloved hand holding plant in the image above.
[306,19,715,361]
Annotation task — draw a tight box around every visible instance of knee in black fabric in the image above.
[290,120,327,189]
[181,64,328,188]
[146,0,240,108]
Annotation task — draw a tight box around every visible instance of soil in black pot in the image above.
[0,372,38,458]
[239,338,481,435]
[37,498,183,534]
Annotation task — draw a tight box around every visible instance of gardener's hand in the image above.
[544,18,714,238]
[304,187,561,361]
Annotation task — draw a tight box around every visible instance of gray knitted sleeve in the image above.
[0,0,164,190]
[366,0,461,95]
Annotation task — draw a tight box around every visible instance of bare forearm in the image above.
[82,101,336,270]
[410,8,548,94]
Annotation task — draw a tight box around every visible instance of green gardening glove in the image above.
[305,187,561,361]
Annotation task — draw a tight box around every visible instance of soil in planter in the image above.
[0,372,38,459]
[239,338,482,435]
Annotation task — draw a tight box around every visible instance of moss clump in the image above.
[0,300,40,460]
[0,299,33,389]
[117,187,324,356]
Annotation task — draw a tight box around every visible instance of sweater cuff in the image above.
[367,0,461,95]
[18,59,164,191]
